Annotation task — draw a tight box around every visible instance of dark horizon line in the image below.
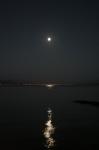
[0,80,99,87]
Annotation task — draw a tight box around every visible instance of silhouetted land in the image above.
[0,80,99,87]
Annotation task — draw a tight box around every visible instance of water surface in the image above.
[0,86,99,149]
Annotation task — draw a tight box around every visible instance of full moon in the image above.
[47,37,52,42]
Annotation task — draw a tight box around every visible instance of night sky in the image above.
[0,0,99,82]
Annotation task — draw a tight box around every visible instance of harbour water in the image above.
[0,86,99,150]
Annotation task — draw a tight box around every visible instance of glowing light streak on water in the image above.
[45,84,55,88]
[43,108,55,149]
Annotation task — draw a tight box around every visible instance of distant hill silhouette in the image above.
[0,80,99,87]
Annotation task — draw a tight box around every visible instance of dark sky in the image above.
[0,0,99,82]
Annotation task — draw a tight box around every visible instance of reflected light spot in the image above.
[43,108,55,148]
[45,84,55,88]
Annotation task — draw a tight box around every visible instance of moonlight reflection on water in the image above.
[43,108,55,149]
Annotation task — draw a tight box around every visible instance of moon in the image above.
[47,37,52,43]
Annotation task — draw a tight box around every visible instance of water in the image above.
[0,86,99,149]
[43,108,55,148]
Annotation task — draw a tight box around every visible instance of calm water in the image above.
[0,86,99,150]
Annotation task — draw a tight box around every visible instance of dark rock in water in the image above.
[73,100,99,107]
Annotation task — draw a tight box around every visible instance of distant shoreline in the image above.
[0,80,99,87]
